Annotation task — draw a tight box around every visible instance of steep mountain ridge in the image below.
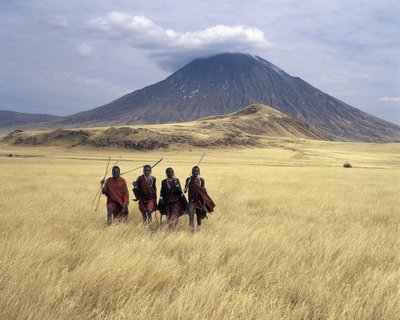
[25,53,400,142]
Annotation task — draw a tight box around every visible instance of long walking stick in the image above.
[196,152,205,167]
[151,158,163,169]
[120,165,142,176]
[94,157,115,212]
[92,157,111,204]
[120,158,163,176]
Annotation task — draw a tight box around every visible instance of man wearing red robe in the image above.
[133,165,157,224]
[185,166,215,231]
[159,167,187,229]
[101,166,129,225]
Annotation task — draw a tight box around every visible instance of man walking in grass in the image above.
[159,167,187,229]
[133,165,157,224]
[185,166,215,231]
[101,166,129,225]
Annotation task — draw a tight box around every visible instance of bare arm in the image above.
[184,177,190,193]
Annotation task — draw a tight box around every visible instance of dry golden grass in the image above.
[0,140,399,319]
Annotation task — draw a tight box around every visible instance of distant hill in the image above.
[0,110,61,128]
[2,104,328,150]
[48,53,400,142]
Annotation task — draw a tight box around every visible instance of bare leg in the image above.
[196,209,202,228]
[171,215,178,229]
[141,212,147,224]
[107,208,113,226]
[167,213,172,228]
[188,202,195,231]
[166,205,171,226]
[169,202,180,230]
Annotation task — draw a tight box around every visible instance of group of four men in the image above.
[101,165,215,231]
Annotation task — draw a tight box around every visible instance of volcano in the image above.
[49,53,400,142]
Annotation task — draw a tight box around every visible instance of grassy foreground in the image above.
[0,140,399,319]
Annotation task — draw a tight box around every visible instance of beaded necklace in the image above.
[166,177,175,189]
[144,174,153,187]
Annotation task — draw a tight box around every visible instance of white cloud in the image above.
[77,43,94,57]
[379,97,400,103]
[87,12,271,70]
[49,16,70,28]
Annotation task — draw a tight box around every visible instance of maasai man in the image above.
[159,167,187,229]
[185,166,215,231]
[101,166,129,225]
[133,164,157,224]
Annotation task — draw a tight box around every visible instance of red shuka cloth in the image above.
[159,178,187,216]
[189,177,216,212]
[136,175,157,213]
[107,201,129,219]
[102,177,129,207]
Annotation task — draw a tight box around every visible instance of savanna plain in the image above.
[1,139,399,320]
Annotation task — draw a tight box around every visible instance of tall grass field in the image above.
[1,141,399,319]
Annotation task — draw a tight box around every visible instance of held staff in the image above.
[93,157,118,211]
[92,156,110,206]
[121,158,163,175]
[182,152,205,195]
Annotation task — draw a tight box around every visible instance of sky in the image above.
[1,0,399,123]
